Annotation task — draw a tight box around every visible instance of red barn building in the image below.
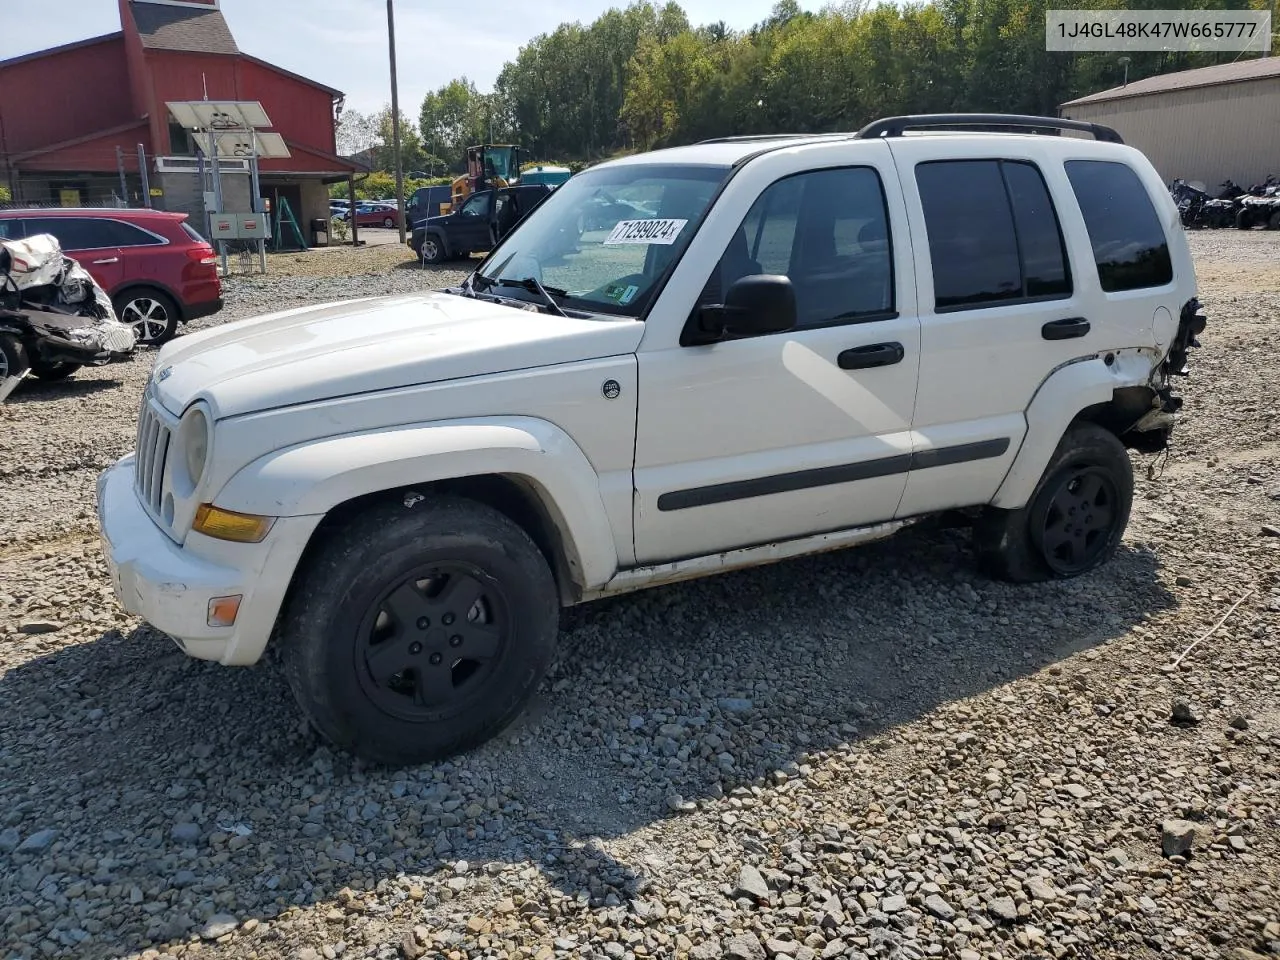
[0,0,361,244]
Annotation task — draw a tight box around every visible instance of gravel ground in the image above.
[1,233,1278,960]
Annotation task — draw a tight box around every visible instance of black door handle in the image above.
[838,342,905,370]
[1042,317,1091,340]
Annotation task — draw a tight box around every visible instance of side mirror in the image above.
[697,274,797,341]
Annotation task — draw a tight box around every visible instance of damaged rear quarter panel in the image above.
[991,349,1161,510]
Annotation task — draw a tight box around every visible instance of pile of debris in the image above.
[1169,175,1280,230]
[0,234,135,402]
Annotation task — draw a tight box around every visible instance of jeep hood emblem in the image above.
[157,366,173,382]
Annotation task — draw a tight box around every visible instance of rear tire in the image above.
[975,423,1133,583]
[1237,208,1255,230]
[383,216,395,229]
[29,360,81,381]
[1268,210,1280,230]
[0,333,29,382]
[280,495,559,766]
[114,289,179,346]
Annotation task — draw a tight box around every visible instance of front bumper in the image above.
[96,455,321,665]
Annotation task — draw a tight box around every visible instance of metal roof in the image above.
[131,1,239,55]
[1062,56,1280,107]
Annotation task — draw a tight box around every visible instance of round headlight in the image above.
[182,408,209,487]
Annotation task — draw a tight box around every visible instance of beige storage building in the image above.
[1060,57,1280,191]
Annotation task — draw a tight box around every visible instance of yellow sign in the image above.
[59,189,81,207]
[150,187,164,197]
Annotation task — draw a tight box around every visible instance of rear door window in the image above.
[22,217,117,251]
[916,159,1072,311]
[1064,159,1173,292]
[0,219,23,240]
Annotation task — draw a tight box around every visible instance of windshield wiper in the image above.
[493,276,569,317]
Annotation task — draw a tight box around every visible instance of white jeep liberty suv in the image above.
[98,114,1206,766]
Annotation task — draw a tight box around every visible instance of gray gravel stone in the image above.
[15,829,56,852]
[924,894,955,920]
[989,896,1018,923]
[18,621,62,634]
[881,894,908,913]
[200,914,239,940]
[725,934,767,960]
[1026,877,1059,902]
[1171,700,1201,725]
[735,864,771,903]
[1162,819,1200,858]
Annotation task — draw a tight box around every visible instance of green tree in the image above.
[335,107,378,157]
[419,78,485,169]
[412,0,1273,162]
[373,106,427,174]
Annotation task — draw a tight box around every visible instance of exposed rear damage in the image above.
[1086,297,1206,455]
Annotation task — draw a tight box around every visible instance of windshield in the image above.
[474,163,730,316]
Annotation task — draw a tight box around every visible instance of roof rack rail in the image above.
[695,132,848,145]
[855,113,1124,144]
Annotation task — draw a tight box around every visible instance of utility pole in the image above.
[387,0,407,244]
[137,143,152,208]
[116,146,129,206]
[0,106,16,203]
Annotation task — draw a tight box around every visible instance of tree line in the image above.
[338,0,1270,174]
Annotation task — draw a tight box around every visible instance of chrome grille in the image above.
[133,395,172,515]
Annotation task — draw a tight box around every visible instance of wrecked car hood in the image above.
[151,291,643,419]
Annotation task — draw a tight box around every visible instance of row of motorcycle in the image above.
[1168,175,1280,230]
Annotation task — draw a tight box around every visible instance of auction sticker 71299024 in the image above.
[604,219,688,245]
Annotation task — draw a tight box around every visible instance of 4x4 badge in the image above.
[602,379,620,400]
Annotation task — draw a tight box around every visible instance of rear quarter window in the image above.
[106,221,166,247]
[1064,159,1172,292]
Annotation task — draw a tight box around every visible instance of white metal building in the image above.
[1061,57,1280,190]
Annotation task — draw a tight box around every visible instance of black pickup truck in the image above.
[409,184,552,263]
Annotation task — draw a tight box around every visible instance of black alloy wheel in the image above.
[356,564,508,720]
[1033,465,1119,576]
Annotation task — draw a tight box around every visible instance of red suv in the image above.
[0,208,222,345]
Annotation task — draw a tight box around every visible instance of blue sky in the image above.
[1,0,813,116]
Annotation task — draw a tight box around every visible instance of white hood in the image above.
[152,292,645,419]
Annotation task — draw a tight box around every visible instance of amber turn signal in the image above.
[207,595,243,628]
[192,504,275,543]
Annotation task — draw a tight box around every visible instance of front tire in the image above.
[420,234,446,264]
[114,289,179,346]
[1237,208,1255,230]
[280,495,559,766]
[975,423,1133,583]
[0,333,29,382]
